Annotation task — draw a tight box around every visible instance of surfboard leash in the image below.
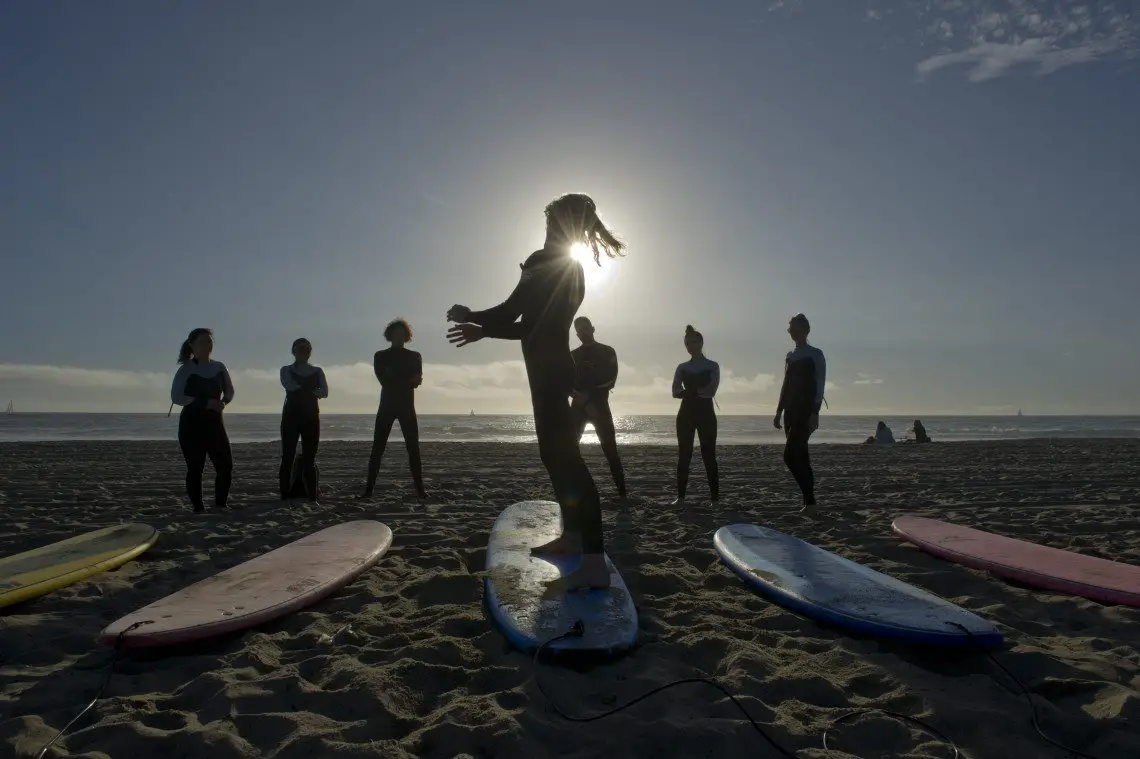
[36,620,150,759]
[951,623,1106,759]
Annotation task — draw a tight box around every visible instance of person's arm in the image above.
[280,366,300,392]
[595,347,618,391]
[813,350,826,413]
[314,368,329,399]
[412,352,423,387]
[468,271,527,339]
[170,364,202,408]
[221,365,235,405]
[373,352,390,386]
[671,365,684,399]
[775,358,790,416]
[698,362,720,399]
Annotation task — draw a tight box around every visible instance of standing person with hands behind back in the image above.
[445,193,625,593]
[773,313,826,511]
[671,324,720,505]
[170,328,235,513]
[571,316,627,500]
[362,318,426,500]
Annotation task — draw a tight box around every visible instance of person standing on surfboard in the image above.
[773,313,826,509]
[170,328,234,513]
[446,193,624,592]
[671,324,720,504]
[362,318,427,500]
[571,316,627,500]
[279,338,328,500]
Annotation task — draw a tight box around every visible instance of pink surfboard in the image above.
[99,521,392,648]
[892,516,1140,607]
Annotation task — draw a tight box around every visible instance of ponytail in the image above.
[585,217,626,266]
[685,324,703,342]
[177,340,193,364]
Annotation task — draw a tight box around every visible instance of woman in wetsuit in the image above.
[362,318,426,499]
[170,328,235,513]
[446,193,625,592]
[672,325,720,504]
[279,338,328,500]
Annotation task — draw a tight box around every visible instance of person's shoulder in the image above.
[374,347,389,358]
[809,344,824,357]
[571,344,583,356]
[212,360,229,372]
[600,342,616,355]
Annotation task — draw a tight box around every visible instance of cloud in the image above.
[0,362,782,414]
[913,1,1139,81]
[853,372,884,385]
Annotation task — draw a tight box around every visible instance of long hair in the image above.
[685,324,703,343]
[177,328,212,364]
[544,193,626,265]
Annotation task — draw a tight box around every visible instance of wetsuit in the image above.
[279,362,328,499]
[171,359,235,512]
[776,343,826,503]
[365,347,425,496]
[672,356,720,500]
[571,341,626,498]
[468,248,604,554]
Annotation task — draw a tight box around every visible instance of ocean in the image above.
[2,413,1139,445]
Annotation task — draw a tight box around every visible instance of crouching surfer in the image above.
[280,337,328,500]
[171,328,234,513]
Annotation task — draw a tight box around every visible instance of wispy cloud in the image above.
[912,1,1139,82]
[853,372,884,385]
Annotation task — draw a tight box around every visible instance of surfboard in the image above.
[99,521,392,648]
[484,500,638,655]
[893,515,1140,608]
[0,524,158,610]
[714,524,1002,647]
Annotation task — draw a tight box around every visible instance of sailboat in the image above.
[1016,408,1023,417]
[5,400,12,415]
[470,409,476,417]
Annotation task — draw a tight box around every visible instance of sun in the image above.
[570,242,615,289]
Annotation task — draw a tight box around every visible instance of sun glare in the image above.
[570,242,615,289]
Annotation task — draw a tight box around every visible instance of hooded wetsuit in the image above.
[672,356,720,500]
[571,341,626,497]
[365,346,425,496]
[280,362,328,498]
[468,247,604,554]
[776,343,826,503]
[171,359,235,511]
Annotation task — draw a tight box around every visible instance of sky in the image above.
[1,0,1138,415]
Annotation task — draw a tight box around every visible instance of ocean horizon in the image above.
[3,413,1139,445]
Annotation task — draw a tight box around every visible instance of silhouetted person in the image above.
[447,193,625,592]
[571,316,627,499]
[279,338,328,500]
[913,419,931,443]
[363,319,426,499]
[774,314,825,509]
[672,324,720,504]
[170,328,234,513]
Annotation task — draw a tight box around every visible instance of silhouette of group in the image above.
[170,193,827,591]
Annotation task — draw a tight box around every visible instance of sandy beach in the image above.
[2,439,1139,758]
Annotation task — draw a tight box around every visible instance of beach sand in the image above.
[2,439,1139,758]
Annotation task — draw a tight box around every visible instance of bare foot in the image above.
[543,553,611,597]
[530,532,582,555]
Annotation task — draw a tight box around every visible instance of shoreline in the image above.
[2,439,1139,758]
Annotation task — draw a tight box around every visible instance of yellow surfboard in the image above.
[0,524,158,609]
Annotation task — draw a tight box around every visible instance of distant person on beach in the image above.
[672,324,720,504]
[864,421,895,445]
[912,419,931,443]
[774,314,825,509]
[446,192,624,592]
[170,328,234,513]
[571,316,627,499]
[362,319,426,499]
[279,338,328,500]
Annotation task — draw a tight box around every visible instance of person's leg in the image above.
[675,408,696,500]
[591,400,626,498]
[205,415,234,508]
[297,413,320,499]
[279,410,299,498]
[399,409,426,497]
[178,412,208,513]
[363,407,397,496]
[696,408,719,501]
[784,420,815,505]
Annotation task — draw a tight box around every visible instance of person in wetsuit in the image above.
[362,318,426,499]
[672,325,720,504]
[773,313,826,509]
[170,328,235,513]
[571,316,627,499]
[279,338,328,500]
[446,193,625,592]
